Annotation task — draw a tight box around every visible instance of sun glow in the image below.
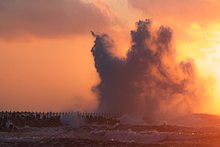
[174,23,220,114]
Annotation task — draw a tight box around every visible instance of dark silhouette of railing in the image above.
[77,112,122,125]
[0,111,122,132]
[0,111,62,131]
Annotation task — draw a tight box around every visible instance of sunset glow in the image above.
[1,0,220,115]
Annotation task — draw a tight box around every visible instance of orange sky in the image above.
[1,0,220,113]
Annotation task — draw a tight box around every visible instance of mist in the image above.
[91,19,209,122]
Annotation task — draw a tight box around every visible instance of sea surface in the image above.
[1,114,220,146]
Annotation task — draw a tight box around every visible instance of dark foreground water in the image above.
[2,113,220,147]
[1,124,220,147]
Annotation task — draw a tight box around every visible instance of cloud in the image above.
[128,0,220,25]
[0,0,116,39]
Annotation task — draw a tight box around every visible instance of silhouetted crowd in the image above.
[0,111,62,132]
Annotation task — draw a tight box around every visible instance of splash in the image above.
[91,19,208,122]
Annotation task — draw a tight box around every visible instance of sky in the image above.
[1,0,220,114]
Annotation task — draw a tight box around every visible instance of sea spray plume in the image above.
[91,32,130,113]
[91,19,207,122]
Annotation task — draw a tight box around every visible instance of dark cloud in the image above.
[0,0,114,39]
[91,19,208,122]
